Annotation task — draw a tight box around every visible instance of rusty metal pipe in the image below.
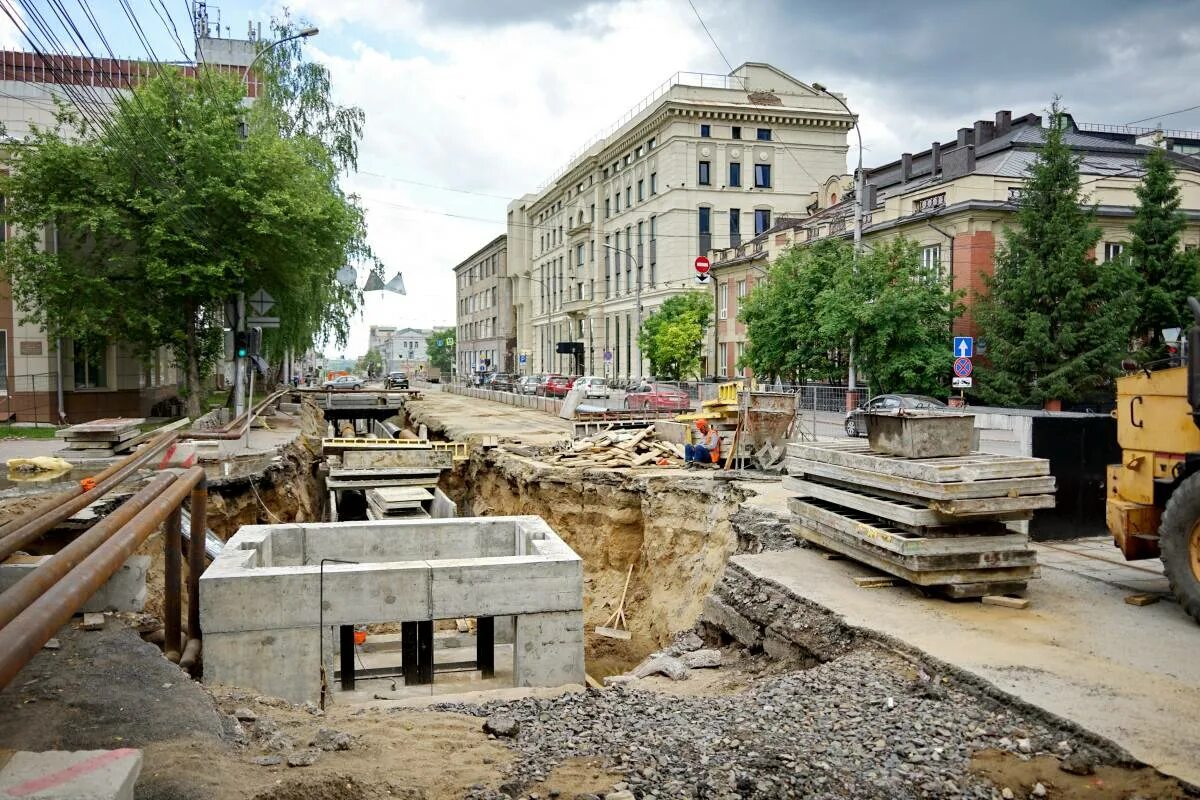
[178,637,201,671]
[164,505,183,660]
[0,430,180,563]
[0,472,179,631]
[187,482,207,640]
[0,467,205,692]
[187,389,286,440]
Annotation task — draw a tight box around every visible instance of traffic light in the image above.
[247,327,262,357]
[234,331,249,359]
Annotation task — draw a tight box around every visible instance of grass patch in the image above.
[0,424,59,440]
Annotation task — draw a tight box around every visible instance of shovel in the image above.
[595,564,634,640]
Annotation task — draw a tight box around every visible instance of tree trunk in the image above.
[183,307,203,419]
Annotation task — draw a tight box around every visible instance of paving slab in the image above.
[733,535,1200,785]
[0,749,141,800]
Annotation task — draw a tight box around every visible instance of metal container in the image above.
[866,412,975,458]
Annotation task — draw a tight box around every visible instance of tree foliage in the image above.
[426,327,456,374]
[1128,146,1200,359]
[739,238,958,394]
[638,292,713,380]
[975,102,1138,406]
[357,347,383,378]
[1,52,377,415]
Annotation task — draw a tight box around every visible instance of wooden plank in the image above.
[785,475,948,527]
[326,477,439,490]
[793,473,1038,522]
[329,467,443,478]
[854,576,901,588]
[786,456,1056,500]
[787,440,1050,483]
[982,595,1030,609]
[788,498,1032,558]
[791,520,1039,587]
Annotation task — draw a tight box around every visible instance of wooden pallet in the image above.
[787,440,1050,483]
[782,475,1038,524]
[786,456,1055,502]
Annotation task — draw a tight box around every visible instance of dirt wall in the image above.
[446,449,747,676]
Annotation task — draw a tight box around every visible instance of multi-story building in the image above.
[454,234,514,377]
[506,63,854,380]
[709,110,1200,372]
[367,325,398,355]
[381,328,432,373]
[0,29,258,422]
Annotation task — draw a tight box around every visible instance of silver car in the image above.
[575,376,609,399]
[844,394,947,437]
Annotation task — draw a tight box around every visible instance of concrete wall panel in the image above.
[514,610,586,687]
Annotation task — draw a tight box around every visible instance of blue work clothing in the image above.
[684,443,711,463]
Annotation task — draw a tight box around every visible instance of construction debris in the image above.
[547,426,685,468]
[786,435,1055,599]
[55,418,144,458]
[981,595,1031,609]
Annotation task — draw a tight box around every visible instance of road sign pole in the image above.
[234,292,245,418]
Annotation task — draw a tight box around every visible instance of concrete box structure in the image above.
[0,748,142,800]
[200,516,584,703]
[0,555,148,613]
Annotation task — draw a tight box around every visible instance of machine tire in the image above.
[844,416,858,437]
[1158,471,1200,624]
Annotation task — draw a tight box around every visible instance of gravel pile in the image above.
[435,647,1108,800]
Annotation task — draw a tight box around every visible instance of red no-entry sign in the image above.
[694,256,711,274]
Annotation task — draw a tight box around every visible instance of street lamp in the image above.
[812,81,864,395]
[599,242,643,382]
[240,27,319,87]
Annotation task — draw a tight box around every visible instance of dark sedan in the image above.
[844,394,947,437]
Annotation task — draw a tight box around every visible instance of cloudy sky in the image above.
[5,0,1200,357]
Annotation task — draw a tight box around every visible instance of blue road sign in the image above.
[518,353,527,364]
[953,357,973,378]
[953,336,974,359]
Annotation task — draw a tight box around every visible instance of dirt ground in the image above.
[971,750,1190,800]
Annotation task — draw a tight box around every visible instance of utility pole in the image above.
[813,83,863,396]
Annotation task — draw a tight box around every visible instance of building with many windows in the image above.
[454,234,514,377]
[709,110,1200,375]
[505,63,854,379]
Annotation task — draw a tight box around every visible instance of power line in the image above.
[1126,102,1200,127]
[686,0,732,74]
[356,170,516,201]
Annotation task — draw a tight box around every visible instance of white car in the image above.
[322,374,363,390]
[575,376,609,399]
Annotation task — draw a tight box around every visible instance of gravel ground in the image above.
[436,645,1114,800]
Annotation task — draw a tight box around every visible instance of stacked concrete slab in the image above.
[786,439,1055,597]
[200,516,584,703]
[55,418,144,458]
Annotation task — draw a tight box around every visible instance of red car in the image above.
[538,375,572,397]
[624,383,691,412]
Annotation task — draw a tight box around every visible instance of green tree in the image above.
[426,327,456,374]
[1128,146,1200,360]
[975,102,1138,406]
[819,238,960,396]
[1,67,376,417]
[639,292,713,380]
[738,240,847,382]
[357,347,383,378]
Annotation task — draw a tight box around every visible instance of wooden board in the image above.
[786,456,1056,500]
[788,440,1050,483]
[783,475,1037,525]
[326,477,440,490]
[789,498,1034,561]
[343,449,453,469]
[57,418,144,438]
[371,486,434,505]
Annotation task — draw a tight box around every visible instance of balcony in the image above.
[568,217,592,237]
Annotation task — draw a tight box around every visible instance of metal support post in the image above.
[476,616,495,679]
[245,357,255,450]
[164,506,182,662]
[417,620,434,685]
[339,625,356,690]
[401,621,419,685]
[187,481,206,640]
[234,293,246,417]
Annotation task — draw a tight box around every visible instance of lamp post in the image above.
[599,242,642,382]
[229,27,318,418]
[812,82,864,397]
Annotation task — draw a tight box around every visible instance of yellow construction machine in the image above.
[1107,298,1200,623]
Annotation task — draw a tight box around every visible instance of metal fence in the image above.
[1,372,64,425]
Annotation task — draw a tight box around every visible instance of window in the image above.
[614,192,620,213]
[576,243,584,267]
[922,244,942,276]
[729,162,741,187]
[718,282,728,320]
[757,128,771,141]
[732,126,742,140]
[73,340,108,389]
[625,186,631,207]
[604,235,612,296]
[754,163,772,188]
[699,207,712,254]
[754,209,772,234]
[648,137,656,150]
[1104,242,1126,262]
[698,161,711,186]
[637,179,644,201]
[729,208,741,246]
[649,215,657,282]
[736,341,745,373]
[624,154,631,167]
[650,172,657,194]
[636,145,644,158]
[718,342,729,377]
[590,203,595,222]
[700,124,711,137]
[605,198,611,219]
[736,279,747,298]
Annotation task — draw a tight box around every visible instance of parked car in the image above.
[538,375,573,397]
[385,371,409,389]
[624,382,690,412]
[323,374,363,390]
[488,373,516,392]
[844,394,948,437]
[516,375,543,395]
[574,376,609,399]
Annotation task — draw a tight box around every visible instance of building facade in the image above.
[0,32,258,422]
[382,328,432,373]
[454,234,514,377]
[709,110,1200,373]
[506,63,854,380]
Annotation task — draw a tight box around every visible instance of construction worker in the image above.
[685,418,721,468]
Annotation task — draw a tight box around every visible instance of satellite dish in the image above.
[363,272,386,292]
[336,266,357,287]
[384,272,406,295]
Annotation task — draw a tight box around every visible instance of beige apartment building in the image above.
[505,63,854,379]
[454,235,514,377]
[709,110,1200,374]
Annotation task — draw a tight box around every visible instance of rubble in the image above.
[544,426,685,469]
